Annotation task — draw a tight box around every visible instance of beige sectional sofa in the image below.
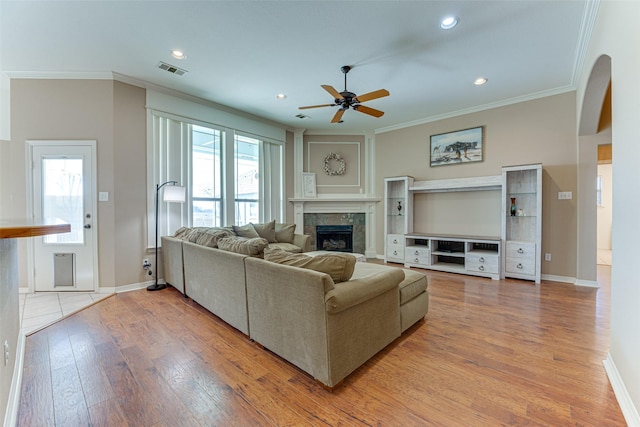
[161,225,429,388]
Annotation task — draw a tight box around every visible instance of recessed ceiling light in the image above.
[474,77,488,86]
[171,50,186,60]
[276,93,287,100]
[440,16,458,29]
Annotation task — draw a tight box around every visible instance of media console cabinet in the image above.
[384,164,542,283]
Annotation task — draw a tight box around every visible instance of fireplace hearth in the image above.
[316,225,353,253]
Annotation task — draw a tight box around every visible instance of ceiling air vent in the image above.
[157,61,188,76]
[295,113,310,119]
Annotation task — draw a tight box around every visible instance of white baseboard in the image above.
[101,279,166,294]
[4,333,25,427]
[574,278,600,288]
[603,353,640,426]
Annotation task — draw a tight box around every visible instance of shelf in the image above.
[410,175,501,193]
[431,250,465,257]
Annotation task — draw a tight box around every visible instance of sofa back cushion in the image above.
[275,223,296,243]
[264,248,355,283]
[251,220,278,243]
[218,236,269,257]
[172,227,235,248]
[232,223,261,239]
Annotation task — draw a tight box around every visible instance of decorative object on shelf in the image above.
[302,172,317,198]
[323,152,346,176]
[517,209,524,217]
[510,197,517,216]
[430,126,484,167]
[397,200,403,215]
[148,181,186,291]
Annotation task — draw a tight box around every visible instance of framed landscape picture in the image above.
[430,126,484,167]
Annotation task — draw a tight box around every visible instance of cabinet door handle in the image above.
[414,250,419,255]
[479,257,485,263]
[517,263,523,269]
[414,258,419,263]
[517,248,524,254]
[393,239,398,244]
[479,265,485,271]
[393,250,398,256]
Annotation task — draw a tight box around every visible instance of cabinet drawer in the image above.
[387,246,404,260]
[387,234,405,247]
[505,257,535,275]
[506,241,536,259]
[405,246,429,265]
[465,253,499,274]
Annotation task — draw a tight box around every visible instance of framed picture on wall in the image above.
[302,172,317,198]
[430,126,484,167]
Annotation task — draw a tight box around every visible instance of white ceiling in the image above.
[1,1,590,133]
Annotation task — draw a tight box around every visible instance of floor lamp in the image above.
[147,180,186,291]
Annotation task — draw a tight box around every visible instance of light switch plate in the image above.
[558,191,572,200]
[99,192,109,202]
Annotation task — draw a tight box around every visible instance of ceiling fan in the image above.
[299,65,390,123]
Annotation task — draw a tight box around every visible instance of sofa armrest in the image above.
[293,233,311,252]
[325,268,404,314]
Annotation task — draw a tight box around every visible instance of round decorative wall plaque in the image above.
[323,152,346,176]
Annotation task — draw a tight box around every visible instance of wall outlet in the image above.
[4,340,9,366]
[545,253,552,261]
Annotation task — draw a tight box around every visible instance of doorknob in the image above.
[84,224,91,229]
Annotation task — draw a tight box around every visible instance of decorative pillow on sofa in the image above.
[173,226,192,240]
[193,229,235,248]
[251,220,277,243]
[232,223,260,239]
[217,236,269,257]
[274,223,296,243]
[264,248,355,283]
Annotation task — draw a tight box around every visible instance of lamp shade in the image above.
[163,185,186,203]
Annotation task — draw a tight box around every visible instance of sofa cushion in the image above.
[218,236,269,257]
[264,248,355,283]
[398,269,428,305]
[252,220,278,243]
[268,242,303,253]
[275,223,296,243]
[233,223,261,239]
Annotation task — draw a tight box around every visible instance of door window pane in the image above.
[42,158,84,244]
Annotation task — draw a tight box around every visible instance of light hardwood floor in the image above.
[18,264,625,426]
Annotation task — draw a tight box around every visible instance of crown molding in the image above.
[571,0,600,87]
[375,85,576,135]
[3,71,115,80]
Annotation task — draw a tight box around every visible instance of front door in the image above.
[29,141,97,292]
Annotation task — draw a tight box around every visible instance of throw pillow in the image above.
[193,228,235,248]
[217,236,269,257]
[275,223,296,243]
[233,223,260,238]
[173,226,192,240]
[264,248,355,283]
[251,220,277,243]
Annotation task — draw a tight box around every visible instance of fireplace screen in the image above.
[316,225,353,252]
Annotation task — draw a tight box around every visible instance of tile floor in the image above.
[19,292,113,335]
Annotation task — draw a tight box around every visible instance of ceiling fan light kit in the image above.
[299,65,389,123]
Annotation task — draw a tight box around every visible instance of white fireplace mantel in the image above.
[289,196,381,258]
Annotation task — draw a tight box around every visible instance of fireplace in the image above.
[316,225,353,252]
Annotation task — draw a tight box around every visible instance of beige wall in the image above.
[376,91,578,278]
[578,1,640,418]
[9,79,151,289]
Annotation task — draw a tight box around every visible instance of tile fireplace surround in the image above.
[290,197,380,258]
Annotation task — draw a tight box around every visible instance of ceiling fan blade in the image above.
[298,104,334,110]
[331,109,346,123]
[354,89,390,103]
[353,104,384,118]
[322,85,344,100]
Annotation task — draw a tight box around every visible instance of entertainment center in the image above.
[384,164,542,283]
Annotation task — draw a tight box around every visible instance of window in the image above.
[596,175,603,207]
[235,134,259,225]
[148,108,285,246]
[192,125,222,226]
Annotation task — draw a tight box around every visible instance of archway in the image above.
[576,54,612,285]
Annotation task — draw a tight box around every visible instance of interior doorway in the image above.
[27,140,98,292]
[597,147,612,266]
